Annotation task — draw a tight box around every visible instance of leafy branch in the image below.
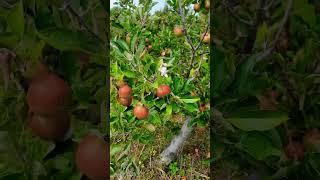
[221,0,254,26]
[247,0,293,63]
[62,0,105,44]
[159,0,210,166]
[177,0,210,79]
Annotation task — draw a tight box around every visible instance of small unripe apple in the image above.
[191,91,196,96]
[145,38,150,44]
[160,50,166,56]
[201,33,210,44]
[126,34,131,44]
[143,124,156,132]
[133,104,149,120]
[174,26,184,37]
[194,3,201,12]
[156,84,171,98]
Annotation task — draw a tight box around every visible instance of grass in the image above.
[111,113,210,180]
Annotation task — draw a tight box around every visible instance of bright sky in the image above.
[110,0,167,13]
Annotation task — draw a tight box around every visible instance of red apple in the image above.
[156,84,171,98]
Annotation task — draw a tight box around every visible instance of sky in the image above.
[110,0,167,13]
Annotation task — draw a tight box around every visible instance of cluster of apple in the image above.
[26,62,108,179]
[118,83,171,120]
[193,0,210,12]
[27,63,72,141]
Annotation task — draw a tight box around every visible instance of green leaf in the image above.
[293,0,316,27]
[253,22,268,51]
[150,112,161,125]
[37,27,106,55]
[111,145,122,157]
[308,154,320,175]
[180,97,200,103]
[130,33,138,52]
[0,32,20,48]
[184,103,198,113]
[166,104,172,116]
[240,132,282,160]
[212,48,235,94]
[6,0,24,37]
[226,106,288,131]
[58,52,80,82]
[233,53,261,96]
[123,70,137,78]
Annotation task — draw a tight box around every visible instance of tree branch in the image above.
[159,116,192,165]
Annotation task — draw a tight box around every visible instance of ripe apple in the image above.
[156,84,171,98]
[27,73,72,115]
[75,134,109,180]
[119,97,132,106]
[133,105,149,120]
[118,84,132,98]
[27,112,70,141]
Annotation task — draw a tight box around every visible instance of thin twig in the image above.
[268,0,292,51]
[257,0,293,62]
[178,0,195,51]
[264,0,276,10]
[195,18,210,52]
